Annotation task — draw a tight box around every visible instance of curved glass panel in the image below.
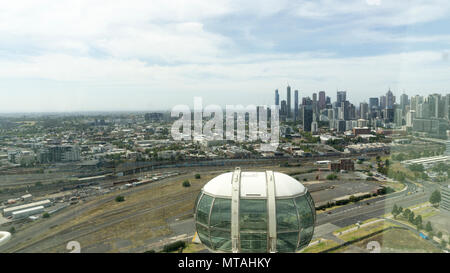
[305,192,316,223]
[295,195,314,228]
[276,198,299,231]
[193,192,202,214]
[239,199,267,232]
[276,232,298,252]
[210,228,231,251]
[240,233,267,253]
[298,226,314,249]
[196,223,211,248]
[210,198,231,229]
[196,194,213,225]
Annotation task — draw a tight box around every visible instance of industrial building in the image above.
[12,206,44,219]
[194,168,316,253]
[401,156,450,168]
[2,199,52,217]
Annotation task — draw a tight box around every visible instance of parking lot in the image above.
[297,171,383,206]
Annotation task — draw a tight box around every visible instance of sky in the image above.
[0,0,450,112]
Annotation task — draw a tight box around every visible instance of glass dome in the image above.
[194,168,316,253]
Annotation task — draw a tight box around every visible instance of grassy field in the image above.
[180,243,206,253]
[333,218,384,235]
[353,229,441,253]
[301,239,340,253]
[338,221,400,242]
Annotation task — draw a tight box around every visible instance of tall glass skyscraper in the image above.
[275,89,279,106]
[287,85,291,118]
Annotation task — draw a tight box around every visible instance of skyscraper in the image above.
[302,105,313,132]
[380,95,387,109]
[318,91,326,109]
[336,91,346,105]
[400,93,409,111]
[386,89,395,109]
[275,89,279,106]
[294,90,299,122]
[360,102,369,120]
[280,100,287,121]
[369,97,379,111]
[287,85,291,118]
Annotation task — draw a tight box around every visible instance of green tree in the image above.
[425,221,433,233]
[392,204,399,218]
[437,231,443,238]
[402,208,411,218]
[182,180,191,187]
[115,195,125,202]
[42,212,50,218]
[9,227,16,234]
[415,215,423,226]
[430,190,441,206]
[408,211,415,223]
[195,174,201,179]
[326,174,338,180]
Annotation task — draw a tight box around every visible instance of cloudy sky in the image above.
[1,0,450,112]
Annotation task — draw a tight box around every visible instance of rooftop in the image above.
[202,171,306,198]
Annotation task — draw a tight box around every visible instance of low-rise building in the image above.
[328,158,354,172]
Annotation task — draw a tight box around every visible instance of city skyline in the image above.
[1,0,450,112]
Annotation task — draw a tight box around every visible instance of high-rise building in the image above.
[445,94,450,120]
[360,102,369,120]
[302,97,312,106]
[280,100,287,118]
[380,95,387,109]
[405,110,416,127]
[400,93,409,112]
[386,89,395,109]
[294,90,299,122]
[395,108,403,127]
[275,89,279,106]
[302,105,313,132]
[369,97,379,111]
[311,121,318,134]
[318,91,326,109]
[336,91,346,105]
[287,85,292,118]
[339,101,350,120]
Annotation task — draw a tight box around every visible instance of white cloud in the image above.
[0,0,449,112]
[0,50,449,111]
[292,0,450,27]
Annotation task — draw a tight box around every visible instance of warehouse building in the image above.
[12,206,44,219]
[2,199,52,217]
